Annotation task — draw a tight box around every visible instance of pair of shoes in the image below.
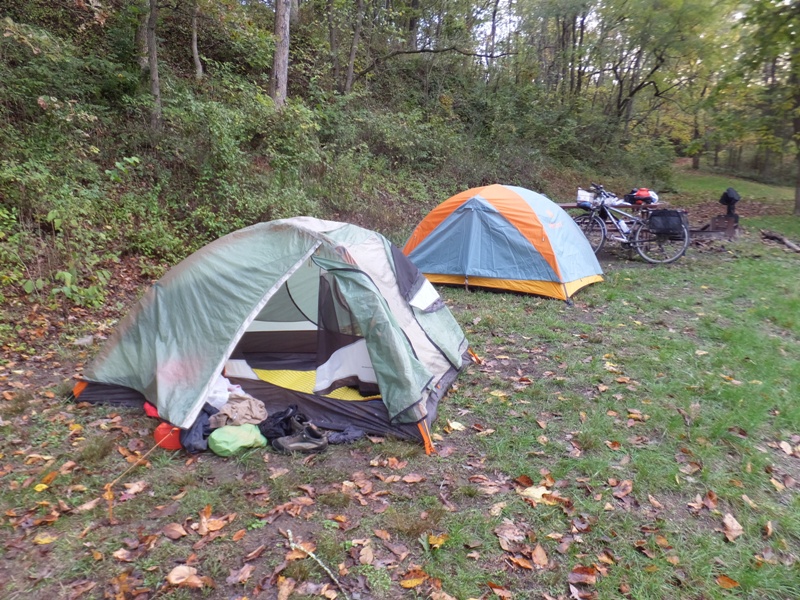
[289,414,310,433]
[272,424,328,454]
[289,414,325,439]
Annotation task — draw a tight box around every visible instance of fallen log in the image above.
[760,229,800,253]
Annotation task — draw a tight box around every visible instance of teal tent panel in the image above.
[407,197,560,282]
[83,224,327,429]
[313,257,434,424]
[506,186,602,282]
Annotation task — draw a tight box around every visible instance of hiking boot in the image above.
[272,425,328,454]
[289,414,311,433]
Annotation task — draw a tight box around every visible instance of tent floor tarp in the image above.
[73,348,466,443]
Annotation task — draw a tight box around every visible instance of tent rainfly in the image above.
[73,217,469,452]
[403,184,604,300]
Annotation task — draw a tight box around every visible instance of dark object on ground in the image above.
[258,404,305,442]
[272,425,329,454]
[327,424,366,444]
[180,403,220,454]
[692,188,741,241]
[761,230,800,252]
[719,188,741,217]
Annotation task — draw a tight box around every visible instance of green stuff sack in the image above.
[208,424,267,457]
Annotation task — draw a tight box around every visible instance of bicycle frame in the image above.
[574,184,690,263]
[597,202,644,243]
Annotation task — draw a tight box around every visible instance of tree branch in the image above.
[353,46,515,85]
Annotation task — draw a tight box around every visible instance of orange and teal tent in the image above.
[403,184,603,300]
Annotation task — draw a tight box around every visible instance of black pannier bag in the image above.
[647,209,687,234]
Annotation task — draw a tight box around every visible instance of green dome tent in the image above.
[73,217,469,452]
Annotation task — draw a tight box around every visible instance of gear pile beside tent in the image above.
[73,217,469,455]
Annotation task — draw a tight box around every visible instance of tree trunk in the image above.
[487,0,500,71]
[795,152,800,216]
[135,0,149,72]
[327,0,340,90]
[290,0,300,26]
[692,112,700,169]
[407,0,418,50]
[344,0,365,94]
[147,0,162,132]
[791,47,800,215]
[575,12,586,96]
[191,2,203,81]
[270,0,291,108]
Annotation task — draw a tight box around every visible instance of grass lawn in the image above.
[1,175,799,600]
[671,168,795,201]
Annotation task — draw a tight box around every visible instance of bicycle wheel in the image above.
[633,222,689,264]
[573,214,606,253]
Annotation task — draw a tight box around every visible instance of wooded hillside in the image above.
[1,0,798,306]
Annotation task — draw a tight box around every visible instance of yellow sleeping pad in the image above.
[252,368,381,401]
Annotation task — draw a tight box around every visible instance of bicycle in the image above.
[574,183,690,264]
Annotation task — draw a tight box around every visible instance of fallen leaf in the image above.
[487,581,513,598]
[648,494,663,509]
[40,471,58,486]
[428,533,448,549]
[33,533,58,545]
[166,565,204,588]
[232,529,246,542]
[112,548,135,562]
[655,535,671,549]
[742,494,758,509]
[402,473,426,483]
[399,568,429,588]
[569,583,598,599]
[226,564,255,585]
[122,480,148,496]
[163,523,188,540]
[597,550,615,565]
[244,544,266,561]
[518,485,554,504]
[721,513,743,542]
[532,543,548,567]
[508,555,533,570]
[716,574,740,589]
[286,541,316,561]
[634,540,656,558]
[490,502,507,516]
[703,490,718,510]
[359,545,374,565]
[612,480,633,499]
[494,520,526,552]
[66,579,96,599]
[770,478,785,492]
[568,564,598,586]
[679,462,702,475]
